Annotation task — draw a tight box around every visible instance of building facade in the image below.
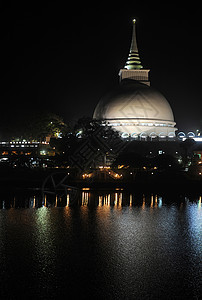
[93,19,177,139]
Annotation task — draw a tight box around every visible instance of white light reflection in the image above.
[119,193,122,207]
[158,196,162,208]
[114,193,118,206]
[82,192,89,206]
[155,195,158,208]
[33,206,57,285]
[55,195,58,208]
[99,195,102,207]
[103,194,110,206]
[186,198,202,259]
[198,196,201,210]
[29,196,36,208]
[68,192,167,209]
[44,194,47,207]
[142,194,145,209]
[107,194,110,206]
[66,194,69,207]
[130,194,132,207]
[150,194,153,208]
[98,194,112,207]
[114,193,122,208]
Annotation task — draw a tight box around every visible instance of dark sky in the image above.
[1,2,201,137]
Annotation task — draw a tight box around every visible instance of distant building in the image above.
[0,141,54,157]
[93,19,177,139]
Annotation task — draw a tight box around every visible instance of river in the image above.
[0,189,201,299]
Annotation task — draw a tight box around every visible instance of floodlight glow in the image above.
[133,19,136,23]
[194,137,202,142]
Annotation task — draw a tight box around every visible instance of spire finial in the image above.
[124,18,143,70]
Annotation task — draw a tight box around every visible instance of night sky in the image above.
[1,2,201,138]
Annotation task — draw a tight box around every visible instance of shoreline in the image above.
[0,167,201,194]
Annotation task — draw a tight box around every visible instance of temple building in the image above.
[93,19,177,139]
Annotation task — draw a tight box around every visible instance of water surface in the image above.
[0,190,201,299]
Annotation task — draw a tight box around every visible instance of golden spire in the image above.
[124,19,143,70]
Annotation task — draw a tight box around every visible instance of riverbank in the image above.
[0,166,202,194]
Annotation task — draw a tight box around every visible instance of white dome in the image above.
[93,80,177,137]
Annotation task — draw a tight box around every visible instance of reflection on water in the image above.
[0,189,201,209]
[199,195,201,209]
[0,189,201,299]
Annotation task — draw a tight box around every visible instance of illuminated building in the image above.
[93,19,177,138]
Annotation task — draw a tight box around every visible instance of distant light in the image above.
[0,158,8,161]
[168,132,175,138]
[121,132,129,138]
[187,132,195,138]
[194,137,202,142]
[178,132,186,139]
[40,150,46,155]
[183,137,202,142]
[76,130,83,138]
[133,19,136,23]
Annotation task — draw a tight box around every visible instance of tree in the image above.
[180,138,196,166]
[11,112,70,142]
[73,117,101,138]
[113,152,145,168]
[153,154,179,170]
